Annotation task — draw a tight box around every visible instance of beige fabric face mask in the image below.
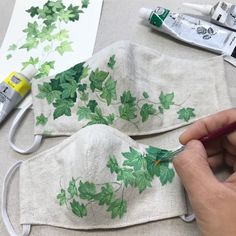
[9,41,232,154]
[2,124,187,235]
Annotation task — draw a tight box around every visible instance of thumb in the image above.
[173,140,219,198]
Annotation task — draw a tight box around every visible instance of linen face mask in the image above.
[2,124,188,235]
[9,40,231,154]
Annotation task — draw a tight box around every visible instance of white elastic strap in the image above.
[180,213,196,223]
[8,102,42,154]
[1,161,31,236]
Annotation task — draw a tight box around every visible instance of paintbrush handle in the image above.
[199,121,236,145]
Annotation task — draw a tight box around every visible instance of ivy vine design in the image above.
[6,0,90,79]
[57,146,175,219]
[35,54,196,129]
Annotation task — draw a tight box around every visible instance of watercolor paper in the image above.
[0,0,103,107]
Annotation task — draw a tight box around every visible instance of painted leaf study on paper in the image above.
[6,0,90,79]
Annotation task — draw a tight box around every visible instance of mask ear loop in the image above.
[1,161,31,236]
[8,102,42,154]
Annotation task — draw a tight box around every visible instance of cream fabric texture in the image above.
[31,40,232,137]
[20,124,186,230]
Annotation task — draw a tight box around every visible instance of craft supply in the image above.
[0,65,37,124]
[163,121,236,161]
[183,2,236,31]
[139,7,236,66]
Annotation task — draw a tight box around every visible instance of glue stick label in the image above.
[3,72,31,97]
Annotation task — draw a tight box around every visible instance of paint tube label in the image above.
[3,72,31,97]
[150,7,170,27]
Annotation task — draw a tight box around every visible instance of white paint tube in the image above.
[139,7,236,66]
[0,65,37,124]
[183,2,236,31]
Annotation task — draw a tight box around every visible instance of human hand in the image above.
[173,109,236,236]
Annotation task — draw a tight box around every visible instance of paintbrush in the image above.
[162,121,236,162]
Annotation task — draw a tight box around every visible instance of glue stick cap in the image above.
[139,8,153,20]
[21,64,37,81]
[183,3,213,16]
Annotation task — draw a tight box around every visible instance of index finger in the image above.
[180,108,236,145]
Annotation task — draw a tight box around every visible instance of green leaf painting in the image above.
[57,145,175,219]
[36,114,48,126]
[6,0,90,79]
[35,54,196,128]
[177,108,196,122]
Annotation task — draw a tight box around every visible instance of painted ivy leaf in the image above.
[80,65,90,80]
[78,181,96,200]
[22,21,39,38]
[56,41,73,55]
[107,155,120,174]
[117,168,136,187]
[95,183,114,206]
[44,45,52,52]
[21,57,39,70]
[177,108,196,122]
[77,107,92,121]
[72,62,86,82]
[20,38,39,51]
[106,113,115,125]
[107,199,127,219]
[38,25,56,42]
[133,170,152,193]
[87,100,97,113]
[80,92,89,101]
[57,188,66,205]
[145,153,159,178]
[55,69,77,83]
[82,0,90,8]
[8,44,17,51]
[122,147,145,171]
[36,83,61,104]
[68,4,83,21]
[66,177,78,198]
[58,9,75,23]
[6,54,12,60]
[158,164,175,186]
[78,83,87,92]
[120,90,136,106]
[54,29,69,41]
[107,55,116,69]
[100,76,117,105]
[36,114,48,126]
[159,91,174,109]
[26,6,39,17]
[89,69,109,92]
[143,91,149,99]
[119,104,137,121]
[35,61,55,78]
[48,0,66,12]
[146,146,172,161]
[53,99,74,119]
[87,107,109,125]
[70,199,87,217]
[60,78,78,99]
[140,104,156,122]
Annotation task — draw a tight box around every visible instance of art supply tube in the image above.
[139,7,236,66]
[0,65,37,124]
[183,2,236,31]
